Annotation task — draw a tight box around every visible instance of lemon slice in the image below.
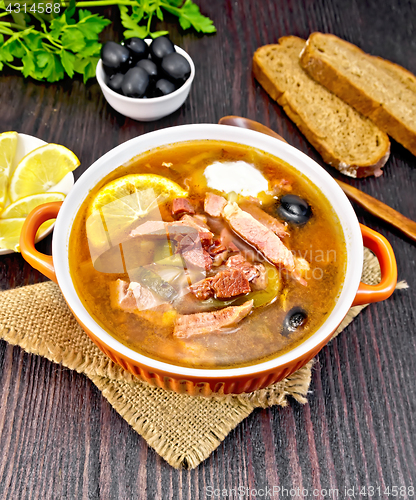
[90,174,187,213]
[0,192,65,219]
[8,144,79,202]
[0,218,55,252]
[0,219,25,252]
[0,131,18,212]
[87,174,187,248]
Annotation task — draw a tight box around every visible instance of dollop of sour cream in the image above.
[204,161,268,197]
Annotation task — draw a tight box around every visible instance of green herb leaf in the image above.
[22,51,35,78]
[177,0,216,33]
[11,11,27,28]
[78,40,101,57]
[0,25,15,36]
[73,54,89,73]
[23,31,44,50]
[61,28,86,52]
[156,6,164,21]
[177,14,190,30]
[0,37,14,67]
[76,10,111,40]
[7,39,26,58]
[131,5,145,23]
[0,44,14,63]
[167,0,186,6]
[150,29,169,38]
[49,14,68,39]
[83,57,98,82]
[78,9,92,21]
[41,53,64,81]
[36,50,53,69]
[120,5,149,39]
[60,48,75,77]
[74,54,98,83]
[65,0,77,23]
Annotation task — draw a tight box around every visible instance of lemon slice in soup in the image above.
[87,174,187,250]
[90,174,187,213]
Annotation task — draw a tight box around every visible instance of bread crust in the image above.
[300,32,416,156]
[252,37,390,178]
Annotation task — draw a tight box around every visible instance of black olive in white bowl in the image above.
[136,59,158,80]
[96,37,195,121]
[107,73,124,93]
[101,41,130,76]
[153,78,176,97]
[149,36,175,64]
[124,37,149,64]
[161,52,191,84]
[121,67,150,98]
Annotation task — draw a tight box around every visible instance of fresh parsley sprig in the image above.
[0,1,111,82]
[0,0,215,82]
[114,0,216,39]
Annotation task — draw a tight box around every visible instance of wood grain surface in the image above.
[1,0,415,498]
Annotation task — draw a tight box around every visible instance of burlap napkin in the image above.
[0,249,407,469]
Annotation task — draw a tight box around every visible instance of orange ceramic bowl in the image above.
[20,125,397,395]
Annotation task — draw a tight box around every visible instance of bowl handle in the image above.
[352,224,397,306]
[20,201,63,284]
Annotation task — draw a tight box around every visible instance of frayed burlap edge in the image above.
[0,249,408,469]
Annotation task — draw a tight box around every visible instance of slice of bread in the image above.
[300,32,416,156]
[252,36,390,178]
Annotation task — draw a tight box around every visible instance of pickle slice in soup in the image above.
[246,263,282,308]
[132,267,178,302]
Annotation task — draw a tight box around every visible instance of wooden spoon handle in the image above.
[219,115,416,243]
[336,180,416,242]
[219,116,288,143]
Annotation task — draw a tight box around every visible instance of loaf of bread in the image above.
[300,32,416,156]
[252,36,390,178]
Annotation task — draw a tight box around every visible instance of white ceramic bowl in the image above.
[20,125,397,395]
[96,41,195,121]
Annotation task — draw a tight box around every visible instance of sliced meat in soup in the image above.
[172,197,195,216]
[239,200,289,238]
[222,202,296,272]
[204,192,228,217]
[174,300,254,338]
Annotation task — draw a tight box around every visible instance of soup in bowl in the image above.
[20,125,397,395]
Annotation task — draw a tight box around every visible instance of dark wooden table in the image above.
[1,0,415,498]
